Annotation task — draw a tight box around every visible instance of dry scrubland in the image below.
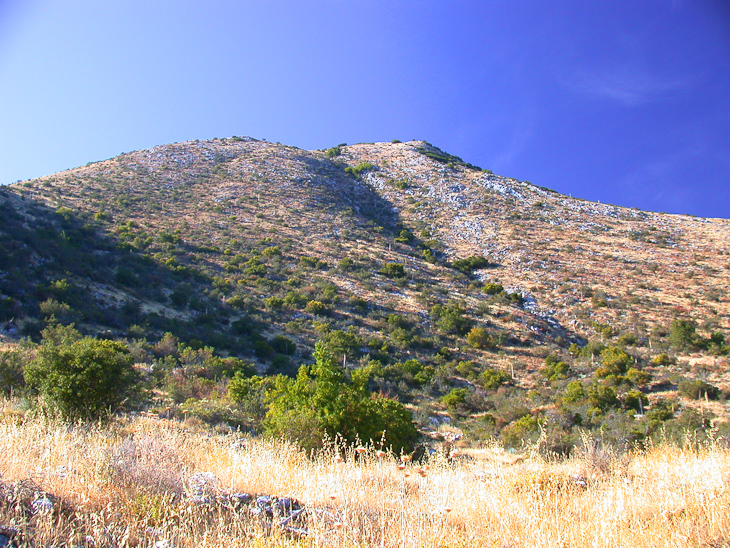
[1,408,728,548]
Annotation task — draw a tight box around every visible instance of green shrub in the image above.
[305,300,328,316]
[541,355,570,381]
[480,366,511,389]
[344,162,375,179]
[451,256,493,274]
[441,388,469,411]
[466,327,497,350]
[482,283,504,296]
[0,350,25,395]
[24,326,141,420]
[669,318,698,351]
[678,379,720,400]
[501,415,543,448]
[379,262,406,279]
[264,339,417,453]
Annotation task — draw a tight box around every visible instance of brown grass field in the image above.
[1,403,728,547]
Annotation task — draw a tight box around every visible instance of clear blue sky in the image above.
[1,0,729,218]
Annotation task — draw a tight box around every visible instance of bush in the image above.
[0,350,25,395]
[678,379,720,400]
[669,318,698,351]
[452,256,493,274]
[379,262,406,279]
[305,300,328,316]
[264,339,417,453]
[482,283,504,296]
[479,367,511,389]
[466,327,497,350]
[541,355,570,382]
[25,326,141,420]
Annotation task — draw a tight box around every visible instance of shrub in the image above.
[452,256,493,274]
[379,262,406,279]
[678,379,720,400]
[25,326,141,420]
[270,335,297,355]
[0,350,25,395]
[501,415,543,448]
[541,355,571,382]
[669,318,698,351]
[305,300,328,316]
[482,283,504,296]
[431,302,473,336]
[264,339,417,453]
[466,327,497,350]
[344,162,375,179]
[441,388,469,412]
[595,346,633,379]
[480,367,511,389]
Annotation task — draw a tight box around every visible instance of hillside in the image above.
[1,137,729,449]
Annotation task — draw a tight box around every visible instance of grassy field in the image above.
[0,405,728,547]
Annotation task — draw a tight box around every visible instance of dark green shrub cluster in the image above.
[451,255,495,274]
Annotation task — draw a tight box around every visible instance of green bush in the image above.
[305,300,328,316]
[452,256,493,274]
[25,326,141,420]
[669,318,698,351]
[482,283,504,296]
[541,355,570,382]
[379,262,406,279]
[263,339,417,453]
[678,379,720,400]
[0,350,25,395]
[479,367,511,390]
[466,327,497,350]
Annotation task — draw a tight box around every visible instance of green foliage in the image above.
[669,318,698,351]
[595,346,633,379]
[451,255,493,274]
[540,354,570,382]
[441,388,469,411]
[25,325,141,419]
[0,350,25,395]
[587,383,618,411]
[263,339,417,453]
[379,262,406,278]
[466,327,497,350]
[344,162,375,179]
[624,390,648,413]
[678,379,720,400]
[430,302,473,336]
[305,300,328,316]
[479,366,511,389]
[501,414,543,448]
[415,144,481,170]
[562,381,586,405]
[651,353,674,366]
[482,283,504,296]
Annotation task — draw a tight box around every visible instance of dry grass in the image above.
[1,409,729,547]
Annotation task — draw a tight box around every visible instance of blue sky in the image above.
[1,1,728,218]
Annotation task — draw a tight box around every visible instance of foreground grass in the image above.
[0,409,728,547]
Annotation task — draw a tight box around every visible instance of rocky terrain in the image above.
[1,137,729,448]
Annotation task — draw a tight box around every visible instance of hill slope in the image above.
[1,137,729,447]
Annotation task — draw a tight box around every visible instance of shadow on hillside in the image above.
[0,187,254,351]
[297,155,400,233]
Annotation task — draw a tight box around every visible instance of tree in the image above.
[263,338,417,453]
[25,326,141,420]
[669,319,698,351]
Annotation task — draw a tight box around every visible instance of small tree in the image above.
[25,326,141,420]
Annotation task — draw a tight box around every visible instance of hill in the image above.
[1,137,729,449]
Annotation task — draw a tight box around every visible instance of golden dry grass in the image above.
[0,407,729,547]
